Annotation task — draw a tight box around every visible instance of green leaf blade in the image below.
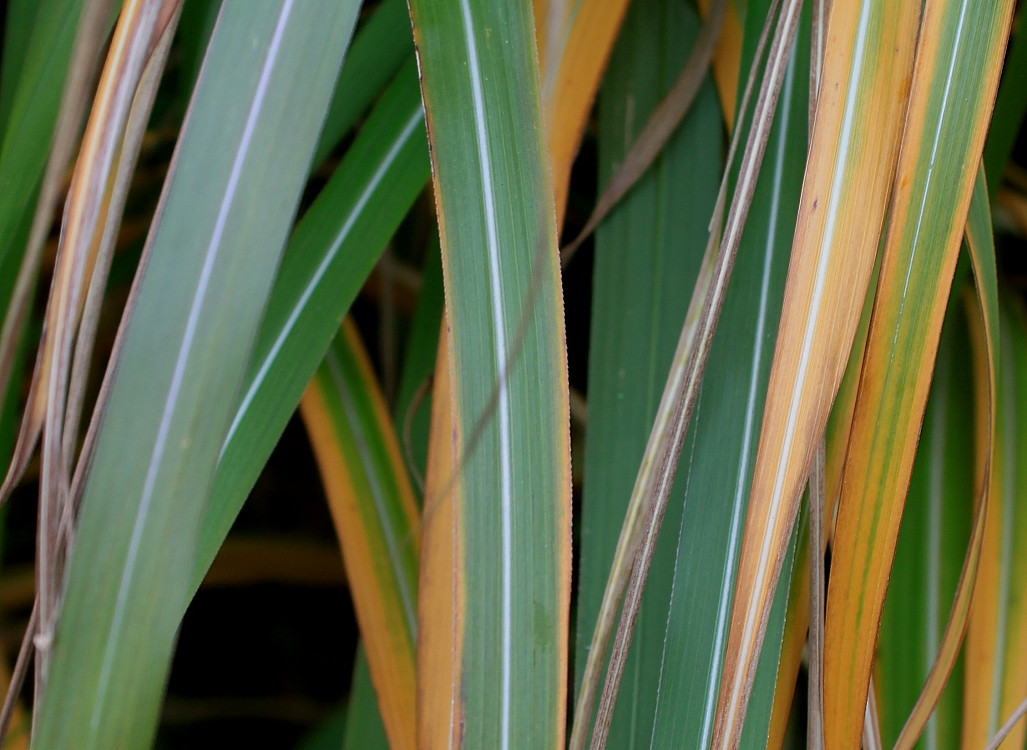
[573,0,722,744]
[196,60,428,585]
[408,0,572,745]
[875,298,973,750]
[34,4,360,747]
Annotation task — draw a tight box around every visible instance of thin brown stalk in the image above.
[560,0,727,266]
[34,1,184,700]
[0,603,37,747]
[59,0,183,570]
[0,0,115,507]
[568,4,782,735]
[809,0,829,129]
[576,2,805,747]
[984,696,1027,750]
[583,222,718,750]
[61,3,182,478]
[710,0,781,229]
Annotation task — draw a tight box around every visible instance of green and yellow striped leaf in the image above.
[888,175,1001,750]
[874,295,973,750]
[301,318,419,750]
[825,2,1014,744]
[712,2,921,745]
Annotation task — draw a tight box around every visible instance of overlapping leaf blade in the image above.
[992,297,1027,750]
[312,0,413,167]
[962,292,1027,750]
[824,2,1015,744]
[194,60,428,584]
[32,4,359,747]
[300,319,419,749]
[573,1,721,743]
[575,0,810,746]
[408,0,572,745]
[712,2,921,745]
[886,176,1001,750]
[875,298,973,750]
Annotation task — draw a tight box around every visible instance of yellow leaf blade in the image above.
[539,0,632,225]
[823,0,1014,741]
[416,326,466,750]
[301,318,420,750]
[710,2,920,746]
[697,0,743,128]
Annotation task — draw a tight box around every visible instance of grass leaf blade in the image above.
[300,319,419,750]
[711,2,922,745]
[195,60,428,585]
[32,5,359,746]
[408,0,572,744]
[824,1,1015,742]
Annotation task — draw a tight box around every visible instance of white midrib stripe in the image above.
[907,0,974,739]
[325,349,417,638]
[223,107,424,452]
[695,38,798,750]
[721,0,874,742]
[90,1,296,732]
[890,0,969,352]
[457,1,515,748]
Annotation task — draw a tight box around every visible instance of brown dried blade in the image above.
[560,0,727,266]
[985,696,1027,750]
[33,0,183,696]
[0,0,115,506]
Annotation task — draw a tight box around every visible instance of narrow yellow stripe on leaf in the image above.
[710,2,920,747]
[300,318,419,750]
[697,0,743,129]
[417,325,466,750]
[767,267,879,750]
[538,0,632,226]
